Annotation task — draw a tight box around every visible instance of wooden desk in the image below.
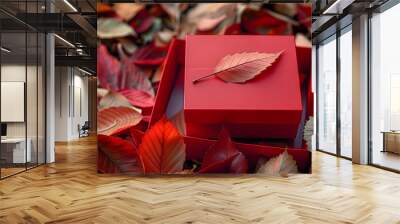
[382,131,400,154]
[1,138,32,164]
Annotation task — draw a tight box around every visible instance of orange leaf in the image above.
[193,51,283,84]
[98,106,143,136]
[138,117,186,174]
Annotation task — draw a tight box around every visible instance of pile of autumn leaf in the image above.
[97,3,311,175]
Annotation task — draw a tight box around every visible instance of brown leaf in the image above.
[98,91,132,110]
[193,51,283,84]
[196,14,227,32]
[98,106,143,136]
[113,3,144,21]
[138,117,186,174]
[256,150,298,177]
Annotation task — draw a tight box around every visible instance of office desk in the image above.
[1,138,31,164]
[382,131,400,154]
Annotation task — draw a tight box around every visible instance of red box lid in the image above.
[184,35,302,126]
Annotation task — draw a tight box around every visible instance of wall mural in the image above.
[97,3,313,175]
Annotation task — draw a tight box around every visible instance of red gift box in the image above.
[147,38,311,173]
[184,35,302,139]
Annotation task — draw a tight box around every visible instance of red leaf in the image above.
[130,129,311,173]
[199,129,248,173]
[97,134,142,174]
[129,9,154,33]
[119,57,154,96]
[193,51,283,84]
[138,117,186,174]
[224,23,242,35]
[198,153,239,173]
[98,106,143,136]
[118,88,155,109]
[97,45,121,90]
[241,8,288,35]
[133,44,168,67]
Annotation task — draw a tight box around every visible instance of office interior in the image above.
[0,0,96,179]
[313,0,400,172]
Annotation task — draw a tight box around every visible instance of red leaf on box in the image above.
[138,117,186,174]
[98,106,143,136]
[193,51,283,84]
[97,134,142,174]
[118,88,155,108]
[199,129,248,173]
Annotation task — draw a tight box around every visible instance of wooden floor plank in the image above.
[0,136,400,224]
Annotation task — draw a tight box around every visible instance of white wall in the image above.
[55,67,89,141]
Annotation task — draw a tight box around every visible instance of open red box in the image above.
[145,38,311,173]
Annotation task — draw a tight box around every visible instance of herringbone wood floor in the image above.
[1,136,400,224]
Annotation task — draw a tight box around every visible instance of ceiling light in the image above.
[323,0,354,15]
[1,47,11,53]
[77,67,93,76]
[54,34,75,48]
[63,0,78,12]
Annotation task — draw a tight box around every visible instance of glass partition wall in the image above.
[0,1,46,179]
[316,25,353,159]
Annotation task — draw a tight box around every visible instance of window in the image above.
[339,27,352,158]
[370,3,400,171]
[317,35,337,154]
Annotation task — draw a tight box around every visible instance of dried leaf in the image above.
[98,91,132,110]
[196,14,227,32]
[138,117,186,174]
[256,150,298,177]
[98,106,143,136]
[193,51,283,84]
[97,18,136,39]
[118,88,155,109]
[113,3,144,21]
[160,4,181,21]
[97,134,142,174]
[187,3,236,23]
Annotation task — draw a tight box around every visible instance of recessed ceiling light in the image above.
[1,47,11,53]
[54,34,75,48]
[63,0,78,12]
